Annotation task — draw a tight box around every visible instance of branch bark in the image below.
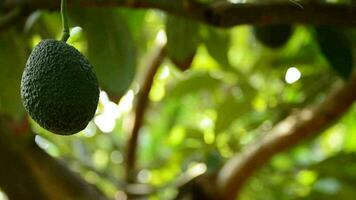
[125,45,166,181]
[0,116,108,200]
[217,74,356,200]
[2,0,356,27]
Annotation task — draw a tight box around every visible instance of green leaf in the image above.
[0,30,27,120]
[305,184,356,200]
[304,153,356,200]
[202,26,231,68]
[343,108,356,152]
[313,26,353,79]
[166,15,200,70]
[118,8,146,42]
[310,153,356,184]
[24,11,62,39]
[71,8,136,101]
[167,73,221,99]
[215,91,250,133]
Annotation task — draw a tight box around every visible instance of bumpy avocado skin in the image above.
[21,39,99,135]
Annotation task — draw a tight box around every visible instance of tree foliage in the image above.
[0,0,355,200]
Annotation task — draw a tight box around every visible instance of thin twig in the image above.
[60,0,70,42]
[125,45,166,182]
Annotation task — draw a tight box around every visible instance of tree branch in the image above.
[2,0,356,27]
[216,73,356,200]
[0,118,47,200]
[125,45,166,181]
[0,116,108,200]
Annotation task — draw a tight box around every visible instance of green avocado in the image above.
[21,39,99,135]
[253,24,294,48]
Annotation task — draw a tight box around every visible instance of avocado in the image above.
[21,39,99,135]
[253,24,294,48]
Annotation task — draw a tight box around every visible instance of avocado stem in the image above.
[60,0,70,42]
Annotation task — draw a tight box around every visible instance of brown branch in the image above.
[0,118,47,200]
[216,73,356,200]
[0,116,108,200]
[2,1,356,27]
[25,143,108,200]
[125,45,166,181]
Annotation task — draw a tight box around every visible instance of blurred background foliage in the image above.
[0,0,356,199]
